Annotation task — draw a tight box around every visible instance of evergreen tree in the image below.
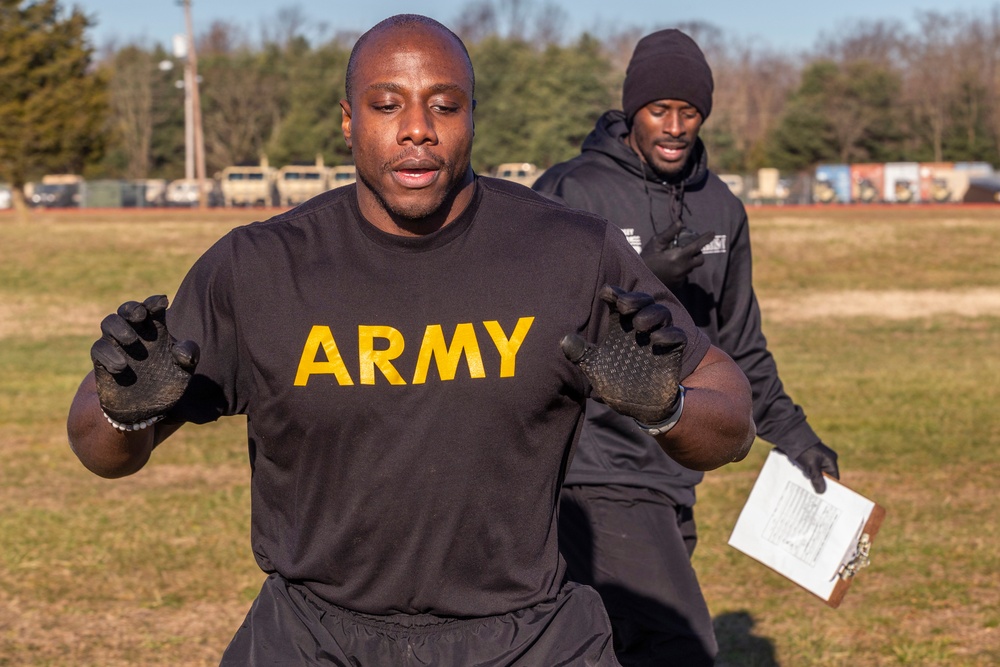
[468,36,539,172]
[766,59,903,171]
[469,34,614,172]
[527,35,616,168]
[0,0,107,213]
[265,37,352,167]
[146,45,187,180]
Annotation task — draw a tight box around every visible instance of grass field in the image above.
[1,205,998,666]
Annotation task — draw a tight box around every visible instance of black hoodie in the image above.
[534,110,820,507]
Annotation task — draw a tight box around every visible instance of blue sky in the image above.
[75,0,998,53]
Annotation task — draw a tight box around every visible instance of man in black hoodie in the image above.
[533,29,840,666]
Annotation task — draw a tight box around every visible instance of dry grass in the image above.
[0,204,998,665]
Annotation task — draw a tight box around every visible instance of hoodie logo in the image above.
[623,227,727,256]
[621,227,643,253]
[702,235,727,254]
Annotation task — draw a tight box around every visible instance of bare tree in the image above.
[200,20,251,55]
[599,26,645,78]
[496,0,531,41]
[710,40,797,170]
[900,12,962,162]
[106,45,156,179]
[987,8,1000,163]
[201,61,281,172]
[672,20,726,58]
[952,13,990,153]
[529,2,567,46]
[197,22,282,173]
[967,7,1000,162]
[814,18,905,68]
[454,0,564,44]
[259,5,321,48]
[454,1,499,43]
[826,87,879,163]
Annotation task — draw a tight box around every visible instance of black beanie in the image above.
[622,29,714,124]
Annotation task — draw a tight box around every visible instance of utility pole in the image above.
[171,34,194,181]
[182,0,208,208]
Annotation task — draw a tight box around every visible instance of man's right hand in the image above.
[90,295,199,429]
[561,285,687,426]
[640,222,716,288]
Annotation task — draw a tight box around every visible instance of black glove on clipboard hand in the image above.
[90,295,200,430]
[561,285,686,426]
[793,442,840,494]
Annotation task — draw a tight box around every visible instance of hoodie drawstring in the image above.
[639,159,686,237]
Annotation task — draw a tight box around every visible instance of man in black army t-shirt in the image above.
[67,15,755,666]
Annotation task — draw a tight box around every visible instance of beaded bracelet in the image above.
[102,410,164,432]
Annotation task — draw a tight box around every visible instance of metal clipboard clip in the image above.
[838,532,873,581]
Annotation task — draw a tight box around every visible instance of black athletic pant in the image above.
[559,484,717,667]
[220,572,622,666]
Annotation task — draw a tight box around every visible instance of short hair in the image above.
[345,14,475,103]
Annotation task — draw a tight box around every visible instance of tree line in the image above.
[3,0,1000,208]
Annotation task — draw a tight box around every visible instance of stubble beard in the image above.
[358,155,470,222]
[642,142,690,182]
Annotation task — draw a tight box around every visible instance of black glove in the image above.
[90,295,199,429]
[561,285,686,426]
[792,442,840,493]
[640,222,716,289]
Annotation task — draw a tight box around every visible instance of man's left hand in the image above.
[639,222,716,289]
[793,442,840,493]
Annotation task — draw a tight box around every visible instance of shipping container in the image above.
[748,168,788,204]
[883,162,920,203]
[954,162,994,178]
[813,165,851,204]
[850,164,884,203]
[918,163,960,203]
[80,180,151,208]
[963,176,1000,203]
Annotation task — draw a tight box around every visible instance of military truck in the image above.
[220,157,277,207]
[748,168,789,205]
[329,165,357,189]
[165,179,223,207]
[718,174,745,199]
[142,179,168,207]
[28,174,83,208]
[492,162,542,187]
[276,156,330,206]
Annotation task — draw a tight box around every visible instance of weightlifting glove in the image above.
[90,295,199,429]
[640,222,716,289]
[561,285,686,426]
[792,442,840,493]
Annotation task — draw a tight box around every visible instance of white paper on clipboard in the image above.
[728,450,876,601]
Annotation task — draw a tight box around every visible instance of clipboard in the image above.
[728,450,886,608]
[827,500,885,607]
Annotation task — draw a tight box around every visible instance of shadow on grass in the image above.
[714,610,778,667]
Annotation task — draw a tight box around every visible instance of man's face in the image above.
[627,99,704,181]
[341,24,475,233]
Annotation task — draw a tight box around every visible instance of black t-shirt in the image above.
[166,177,710,617]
